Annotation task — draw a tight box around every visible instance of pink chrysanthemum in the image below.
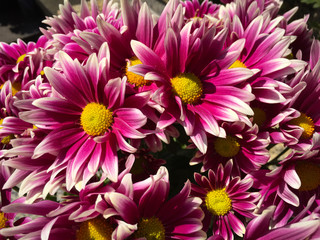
[130,20,255,153]
[269,40,320,151]
[244,196,320,240]
[191,121,270,175]
[251,149,320,226]
[102,167,206,239]
[18,46,148,189]
[0,36,50,87]
[191,160,260,239]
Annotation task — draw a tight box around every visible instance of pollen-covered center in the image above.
[76,217,113,240]
[171,73,203,105]
[295,161,320,191]
[288,113,315,139]
[125,57,149,87]
[134,216,165,240]
[252,107,267,127]
[0,212,8,229]
[16,54,26,63]
[0,82,21,96]
[214,135,240,158]
[205,188,232,216]
[80,102,113,136]
[228,60,247,69]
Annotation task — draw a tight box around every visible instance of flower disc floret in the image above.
[80,102,113,136]
[125,57,149,87]
[171,73,203,105]
[0,212,7,229]
[289,113,315,139]
[214,135,240,158]
[76,217,113,240]
[295,161,320,191]
[205,188,232,216]
[134,216,165,240]
[16,54,26,63]
[228,60,246,69]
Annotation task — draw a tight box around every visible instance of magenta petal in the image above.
[277,183,299,207]
[108,192,139,224]
[283,165,301,189]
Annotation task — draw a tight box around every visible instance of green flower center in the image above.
[289,113,315,139]
[134,216,165,240]
[205,188,232,216]
[80,102,113,136]
[76,217,113,240]
[295,161,320,191]
[171,73,203,105]
[214,135,240,158]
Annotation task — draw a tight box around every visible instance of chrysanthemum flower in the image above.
[0,35,50,87]
[191,121,270,175]
[244,196,320,240]
[0,155,136,239]
[41,0,123,62]
[130,20,255,153]
[102,167,206,239]
[251,149,320,226]
[0,161,30,236]
[269,40,320,151]
[181,0,219,20]
[18,47,148,189]
[191,160,260,239]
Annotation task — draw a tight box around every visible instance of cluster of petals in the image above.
[0,0,320,239]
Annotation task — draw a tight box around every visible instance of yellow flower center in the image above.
[40,70,45,76]
[0,212,8,229]
[76,217,113,240]
[214,135,240,158]
[171,73,203,105]
[125,57,149,87]
[228,60,246,69]
[252,107,267,127]
[205,188,232,216]
[295,161,320,191]
[80,103,113,136]
[1,134,14,145]
[16,54,26,63]
[289,113,315,139]
[134,216,165,240]
[0,82,21,96]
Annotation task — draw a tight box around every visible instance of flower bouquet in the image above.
[0,0,319,239]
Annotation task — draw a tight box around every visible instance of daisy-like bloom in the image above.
[244,196,320,240]
[181,0,219,20]
[41,0,124,62]
[0,75,52,149]
[18,46,148,190]
[0,35,50,87]
[0,155,136,240]
[0,161,31,236]
[102,167,206,239]
[269,40,320,151]
[191,160,260,239]
[130,20,256,153]
[251,149,320,227]
[190,121,270,175]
